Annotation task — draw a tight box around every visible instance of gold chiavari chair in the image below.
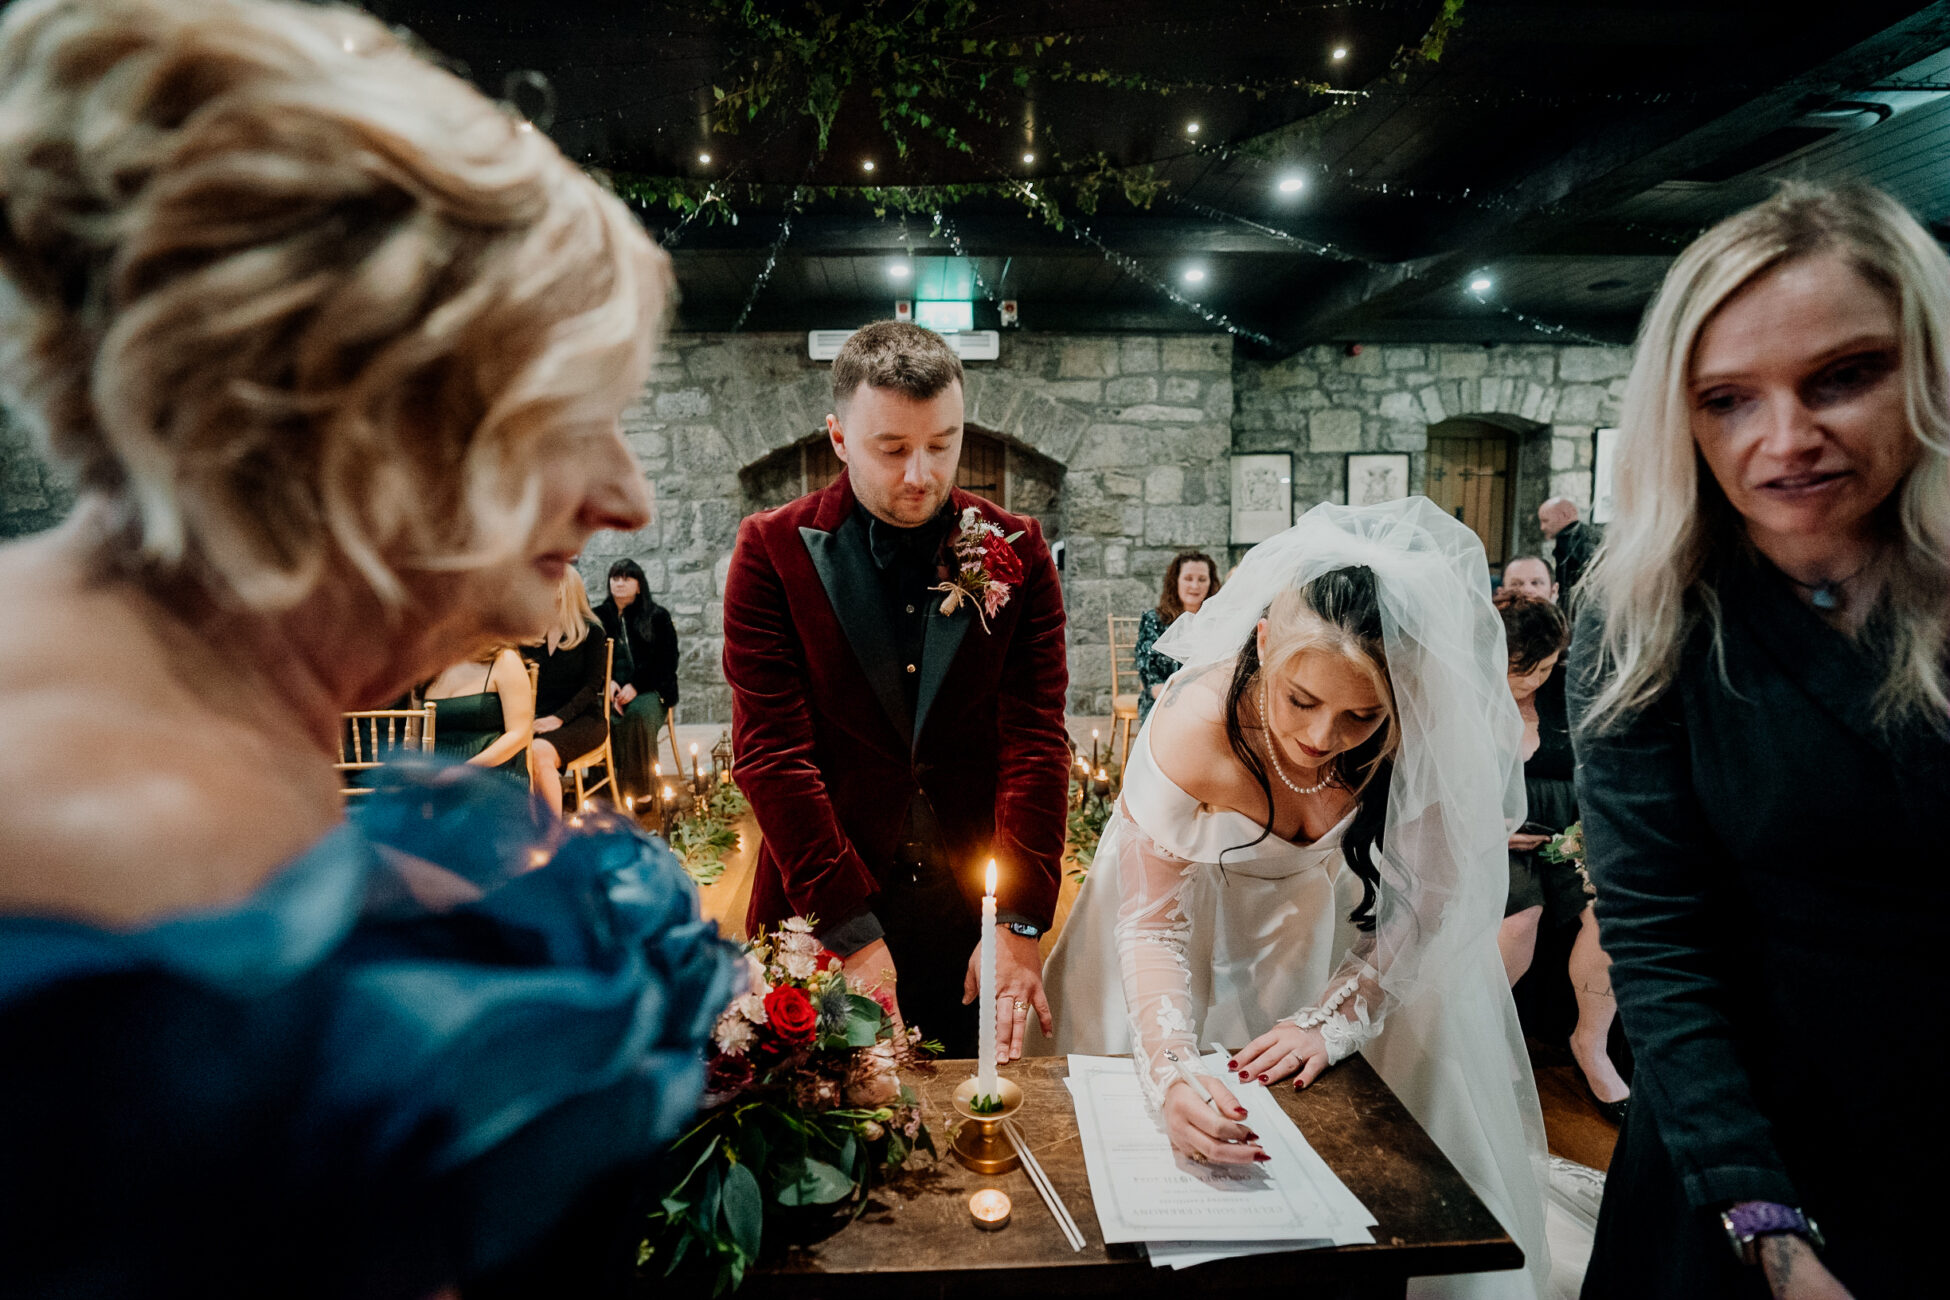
[1106,614,1142,770]
[336,702,437,796]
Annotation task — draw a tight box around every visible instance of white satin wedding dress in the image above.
[1033,499,1551,1299]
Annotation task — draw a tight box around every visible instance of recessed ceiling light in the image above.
[1023,152,1036,164]
[1185,122,1200,135]
[1469,276,1493,293]
[1183,267,1207,283]
[862,159,876,172]
[697,152,712,164]
[1278,176,1304,193]
[889,262,910,279]
[1332,47,1348,60]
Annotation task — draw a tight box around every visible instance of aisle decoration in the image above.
[670,779,750,887]
[1064,755,1121,882]
[640,919,938,1293]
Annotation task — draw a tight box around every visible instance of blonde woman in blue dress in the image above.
[1040,498,1550,1299]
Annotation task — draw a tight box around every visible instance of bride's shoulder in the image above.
[1146,663,1250,807]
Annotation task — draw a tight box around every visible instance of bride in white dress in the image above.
[1039,498,1550,1298]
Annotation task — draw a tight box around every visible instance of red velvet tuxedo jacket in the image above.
[722,473,1070,936]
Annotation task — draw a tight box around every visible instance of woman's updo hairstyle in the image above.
[0,0,671,610]
[1496,592,1570,673]
[1222,565,1400,929]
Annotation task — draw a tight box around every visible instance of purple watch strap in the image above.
[1725,1201,1808,1239]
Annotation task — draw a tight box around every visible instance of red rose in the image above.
[764,986,819,1044]
[982,536,1023,586]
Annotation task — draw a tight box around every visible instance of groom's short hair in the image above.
[831,321,964,411]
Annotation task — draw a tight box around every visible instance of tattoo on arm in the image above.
[1759,1235,1798,1287]
[1157,660,1223,712]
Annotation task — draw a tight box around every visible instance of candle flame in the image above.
[662,785,672,799]
[690,742,699,756]
[653,762,662,776]
[1096,768,1107,780]
[1092,728,1100,739]
[985,858,997,896]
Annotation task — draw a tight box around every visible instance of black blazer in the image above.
[595,597,680,708]
[1570,556,1949,1283]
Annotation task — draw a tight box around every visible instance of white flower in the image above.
[780,949,819,981]
[714,1014,754,1056]
[743,954,772,1000]
[782,916,814,934]
[736,992,769,1025]
[780,928,819,957]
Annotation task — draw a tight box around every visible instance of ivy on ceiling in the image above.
[607,0,1465,235]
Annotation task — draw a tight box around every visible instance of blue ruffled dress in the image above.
[0,761,743,1299]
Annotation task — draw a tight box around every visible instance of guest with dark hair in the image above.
[1494,594,1629,1122]
[1575,183,1950,1298]
[1134,549,1221,724]
[525,565,622,814]
[595,557,680,802]
[1500,554,1559,603]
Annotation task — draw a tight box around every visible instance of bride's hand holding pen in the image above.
[1161,1050,1268,1166]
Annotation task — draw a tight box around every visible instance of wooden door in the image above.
[1425,434,1512,566]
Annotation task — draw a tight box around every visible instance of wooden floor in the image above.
[689,807,1617,1175]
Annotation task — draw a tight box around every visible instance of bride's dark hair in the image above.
[1222,565,1398,931]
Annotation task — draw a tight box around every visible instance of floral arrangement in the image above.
[640,918,936,1293]
[1064,756,1121,882]
[930,506,1024,632]
[672,780,752,887]
[1539,820,1595,896]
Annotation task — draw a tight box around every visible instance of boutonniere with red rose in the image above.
[930,505,1025,633]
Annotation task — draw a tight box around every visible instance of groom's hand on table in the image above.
[962,927,1052,1061]
[1164,1075,1267,1166]
[1231,1022,1331,1090]
[841,939,903,1028]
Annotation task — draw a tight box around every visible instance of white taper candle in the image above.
[978,858,999,1098]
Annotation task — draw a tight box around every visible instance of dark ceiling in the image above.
[371,1,1950,355]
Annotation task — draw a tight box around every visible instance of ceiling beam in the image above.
[1264,1,1950,350]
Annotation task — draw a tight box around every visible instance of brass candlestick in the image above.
[949,1076,1023,1175]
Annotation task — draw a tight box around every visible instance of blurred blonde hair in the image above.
[1583,183,1950,732]
[0,0,671,611]
[542,566,595,652]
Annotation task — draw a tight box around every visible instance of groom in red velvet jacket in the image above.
[722,323,1070,1060]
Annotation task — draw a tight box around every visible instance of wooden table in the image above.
[738,1054,1521,1299]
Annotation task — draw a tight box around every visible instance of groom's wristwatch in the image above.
[1721,1201,1823,1265]
[1003,921,1042,939]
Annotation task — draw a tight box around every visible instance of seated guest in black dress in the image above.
[0,2,740,1295]
[524,566,620,813]
[422,644,535,781]
[1572,183,1950,1299]
[1494,593,1629,1120]
[595,557,680,801]
[1134,549,1220,725]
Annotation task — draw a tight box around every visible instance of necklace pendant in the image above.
[1810,584,1841,611]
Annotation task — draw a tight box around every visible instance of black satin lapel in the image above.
[801,522,912,746]
[913,592,974,749]
[1725,561,1882,749]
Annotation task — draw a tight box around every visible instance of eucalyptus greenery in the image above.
[672,780,753,887]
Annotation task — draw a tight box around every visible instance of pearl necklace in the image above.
[1260,674,1336,796]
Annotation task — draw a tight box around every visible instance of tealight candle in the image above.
[968,1188,1011,1230]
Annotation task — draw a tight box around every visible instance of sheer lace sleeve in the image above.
[1107,800,1202,1109]
[1296,799,1494,1066]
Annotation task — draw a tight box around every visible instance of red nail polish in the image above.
[1253,1153,1271,1163]
[1238,1071,1250,1081]
[1257,1074,1269,1084]
[1225,1060,1237,1071]
[1244,1131,1260,1141]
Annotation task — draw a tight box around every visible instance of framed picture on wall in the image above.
[1230,452,1294,544]
[1592,427,1620,524]
[1345,452,1410,507]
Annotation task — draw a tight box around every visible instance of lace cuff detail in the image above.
[1284,974,1382,1066]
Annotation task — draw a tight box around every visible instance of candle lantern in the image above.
[1093,766,1112,801]
[712,731,735,784]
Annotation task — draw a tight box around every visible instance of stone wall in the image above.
[0,335,1636,725]
[585,331,1235,722]
[1232,342,1632,563]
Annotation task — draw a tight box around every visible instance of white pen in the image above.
[1163,1048,1216,1108]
